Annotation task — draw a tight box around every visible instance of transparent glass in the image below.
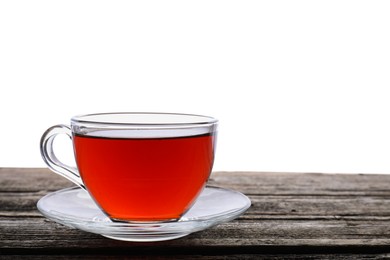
[40,112,218,223]
[37,186,251,242]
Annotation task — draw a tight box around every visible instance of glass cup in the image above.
[40,112,218,222]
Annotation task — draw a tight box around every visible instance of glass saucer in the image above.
[37,186,251,242]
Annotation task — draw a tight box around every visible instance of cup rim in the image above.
[71,112,218,126]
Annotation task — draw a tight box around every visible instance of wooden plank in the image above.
[3,191,390,220]
[0,168,73,192]
[2,217,390,253]
[3,168,390,195]
[3,217,390,246]
[2,255,390,260]
[2,168,390,257]
[2,169,390,219]
[211,171,390,196]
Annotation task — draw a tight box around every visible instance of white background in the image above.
[1,1,390,173]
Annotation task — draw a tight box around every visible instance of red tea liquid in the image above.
[73,133,216,222]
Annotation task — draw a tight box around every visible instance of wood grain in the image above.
[1,168,390,258]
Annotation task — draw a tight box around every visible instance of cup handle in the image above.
[40,124,85,189]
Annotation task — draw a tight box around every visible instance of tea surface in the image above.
[73,133,215,221]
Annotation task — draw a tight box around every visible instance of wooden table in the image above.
[1,168,390,259]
